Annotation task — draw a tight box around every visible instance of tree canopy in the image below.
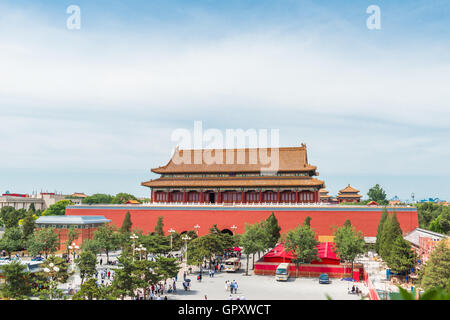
[332,221,365,273]
[367,184,388,205]
[420,240,450,291]
[42,200,73,216]
[284,224,319,275]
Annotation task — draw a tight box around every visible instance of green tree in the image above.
[0,260,32,299]
[343,219,352,227]
[0,227,24,258]
[155,256,180,279]
[27,228,59,258]
[428,209,450,235]
[28,203,36,214]
[21,211,36,242]
[375,208,389,254]
[82,194,114,205]
[0,206,19,229]
[264,213,281,249]
[120,211,133,233]
[111,255,136,299]
[76,250,97,284]
[72,278,111,300]
[112,193,138,204]
[379,211,403,263]
[367,184,388,205]
[42,200,73,216]
[81,238,101,255]
[421,240,450,291]
[387,236,417,275]
[154,216,164,236]
[284,224,319,276]
[333,222,366,274]
[240,222,266,275]
[65,226,79,258]
[93,224,120,263]
[303,216,312,227]
[34,255,70,300]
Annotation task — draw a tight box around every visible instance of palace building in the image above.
[141,144,325,204]
[336,184,362,204]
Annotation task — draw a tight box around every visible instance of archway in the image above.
[221,229,233,235]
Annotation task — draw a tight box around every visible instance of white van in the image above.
[275,263,290,281]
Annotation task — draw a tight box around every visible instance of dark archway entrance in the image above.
[209,193,215,203]
[221,229,233,235]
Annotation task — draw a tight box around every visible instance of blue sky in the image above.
[0,0,449,200]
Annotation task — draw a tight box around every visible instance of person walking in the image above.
[100,258,103,265]
[225,281,229,292]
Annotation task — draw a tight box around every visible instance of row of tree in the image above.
[416,202,450,235]
[80,193,142,205]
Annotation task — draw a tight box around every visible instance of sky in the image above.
[0,0,449,201]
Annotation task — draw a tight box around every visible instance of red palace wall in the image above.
[65,205,418,237]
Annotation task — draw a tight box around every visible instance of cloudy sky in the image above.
[0,0,449,200]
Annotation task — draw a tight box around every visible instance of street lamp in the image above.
[182,235,191,272]
[130,233,139,260]
[231,225,237,235]
[44,263,60,300]
[168,228,176,250]
[194,224,200,236]
[135,244,147,261]
[67,242,79,272]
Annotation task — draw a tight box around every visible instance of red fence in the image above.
[254,262,363,281]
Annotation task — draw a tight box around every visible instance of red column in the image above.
[314,190,319,203]
[259,190,262,203]
[166,191,170,203]
[241,191,245,203]
[183,190,187,203]
[151,190,154,203]
[200,191,203,203]
[277,190,280,203]
[295,190,299,203]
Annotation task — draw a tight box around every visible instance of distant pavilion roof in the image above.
[339,184,360,194]
[35,216,110,225]
[151,145,317,174]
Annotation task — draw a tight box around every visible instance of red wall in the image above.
[65,206,418,237]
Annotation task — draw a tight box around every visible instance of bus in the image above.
[275,263,290,281]
[224,257,241,272]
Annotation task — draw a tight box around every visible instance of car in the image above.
[319,273,330,284]
[32,256,45,261]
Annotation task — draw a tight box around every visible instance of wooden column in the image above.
[259,190,262,203]
[166,191,170,203]
[295,190,299,203]
[183,190,187,203]
[241,191,245,203]
[200,190,204,203]
[151,190,154,203]
[277,190,280,203]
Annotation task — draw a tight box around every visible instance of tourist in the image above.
[225,281,229,292]
[228,295,233,300]
[204,295,208,300]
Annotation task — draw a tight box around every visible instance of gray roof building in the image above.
[35,215,111,229]
[403,228,448,248]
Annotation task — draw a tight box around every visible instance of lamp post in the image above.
[182,235,191,272]
[194,224,200,236]
[44,262,60,300]
[168,228,176,250]
[135,244,147,261]
[231,225,237,235]
[67,242,79,272]
[130,234,138,260]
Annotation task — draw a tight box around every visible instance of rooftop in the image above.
[150,145,317,174]
[403,228,448,247]
[35,215,111,225]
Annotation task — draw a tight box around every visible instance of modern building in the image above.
[142,144,325,204]
[0,192,67,211]
[35,215,111,251]
[337,185,362,204]
[404,228,449,264]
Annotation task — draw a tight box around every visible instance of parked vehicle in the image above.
[275,263,290,281]
[32,256,45,261]
[319,274,330,284]
[224,257,241,272]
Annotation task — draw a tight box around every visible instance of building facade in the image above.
[141,144,325,204]
[35,215,111,252]
[337,185,362,203]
